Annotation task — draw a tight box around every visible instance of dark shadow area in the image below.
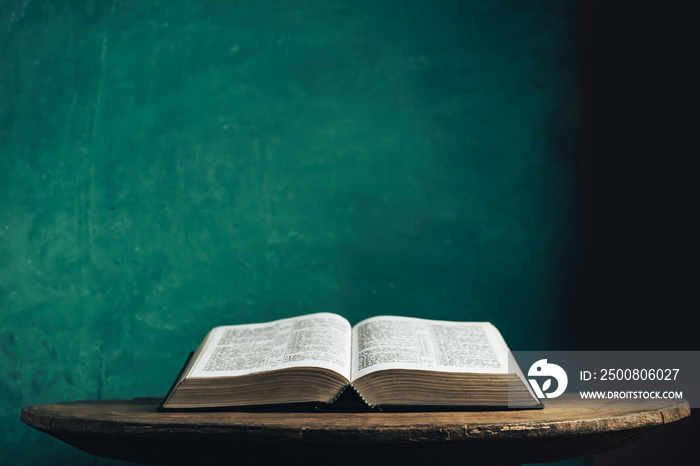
[577,0,698,350]
[577,0,698,464]
[596,410,699,465]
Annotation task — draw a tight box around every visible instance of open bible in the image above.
[159,313,542,411]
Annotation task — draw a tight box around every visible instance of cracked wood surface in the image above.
[21,394,690,465]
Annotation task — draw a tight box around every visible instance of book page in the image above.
[351,315,510,381]
[187,313,352,380]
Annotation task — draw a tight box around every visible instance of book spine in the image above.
[347,383,374,408]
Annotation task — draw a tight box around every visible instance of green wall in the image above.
[1,1,581,464]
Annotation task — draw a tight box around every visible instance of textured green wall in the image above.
[1,1,580,464]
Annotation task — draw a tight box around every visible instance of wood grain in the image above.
[21,394,690,465]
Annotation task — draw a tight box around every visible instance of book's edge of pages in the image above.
[158,351,354,412]
[373,401,544,412]
[159,381,356,413]
[158,400,323,413]
[507,350,543,407]
[158,352,543,412]
[158,351,195,412]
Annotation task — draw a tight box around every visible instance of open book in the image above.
[159,313,542,411]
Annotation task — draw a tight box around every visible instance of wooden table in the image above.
[21,395,690,465]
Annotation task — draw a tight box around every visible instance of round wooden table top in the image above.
[21,394,690,465]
